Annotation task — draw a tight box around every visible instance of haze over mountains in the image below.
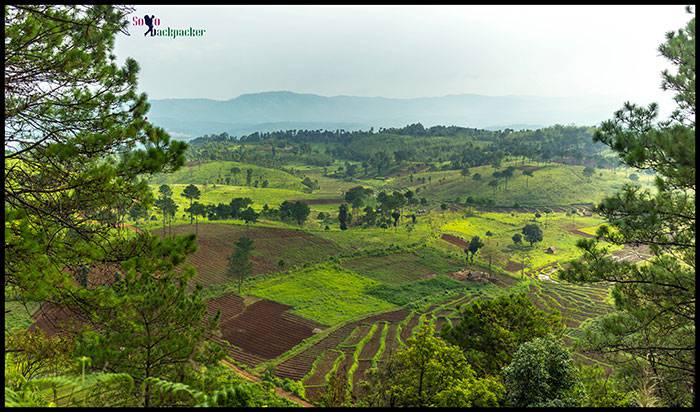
[148,91,623,140]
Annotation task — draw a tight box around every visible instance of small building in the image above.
[545,246,556,254]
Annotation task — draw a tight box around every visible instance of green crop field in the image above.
[245,264,397,326]
[152,223,344,290]
[365,276,467,306]
[341,247,463,284]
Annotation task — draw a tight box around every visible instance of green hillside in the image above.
[149,160,306,191]
[391,163,655,207]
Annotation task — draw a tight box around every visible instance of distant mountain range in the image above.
[147,91,622,140]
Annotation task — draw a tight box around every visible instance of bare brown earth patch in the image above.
[505,260,525,272]
[611,245,652,263]
[214,297,325,365]
[440,233,468,249]
[302,350,342,387]
[155,223,342,288]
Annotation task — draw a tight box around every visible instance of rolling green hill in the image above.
[391,162,655,207]
[149,160,306,191]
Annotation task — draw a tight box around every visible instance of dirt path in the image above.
[220,359,313,407]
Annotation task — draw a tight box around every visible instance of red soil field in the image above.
[30,302,87,337]
[352,323,384,390]
[440,233,468,249]
[275,323,358,381]
[216,298,325,365]
[31,263,127,336]
[400,313,420,342]
[157,223,342,288]
[358,325,383,360]
[434,316,450,332]
[341,324,371,347]
[351,358,374,402]
[505,260,525,273]
[205,293,245,324]
[379,324,400,365]
[305,386,325,403]
[303,350,342,387]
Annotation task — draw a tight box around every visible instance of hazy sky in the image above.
[114,5,691,111]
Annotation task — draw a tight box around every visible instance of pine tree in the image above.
[228,236,254,295]
[5,5,187,301]
[75,235,217,407]
[181,184,201,225]
[560,7,695,406]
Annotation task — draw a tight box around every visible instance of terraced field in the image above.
[266,287,500,405]
[206,292,325,367]
[527,279,615,370]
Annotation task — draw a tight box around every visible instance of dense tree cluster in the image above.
[185,124,615,174]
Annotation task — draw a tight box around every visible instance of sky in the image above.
[114,5,691,113]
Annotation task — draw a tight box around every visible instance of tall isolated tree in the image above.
[228,236,254,295]
[155,185,178,237]
[502,166,515,190]
[522,223,543,247]
[187,202,207,235]
[181,184,201,225]
[155,184,172,236]
[5,5,187,302]
[229,167,241,184]
[561,8,695,406]
[466,236,484,264]
[128,202,150,225]
[488,179,499,197]
[344,186,373,211]
[338,204,349,230]
[522,169,534,188]
[291,201,311,226]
